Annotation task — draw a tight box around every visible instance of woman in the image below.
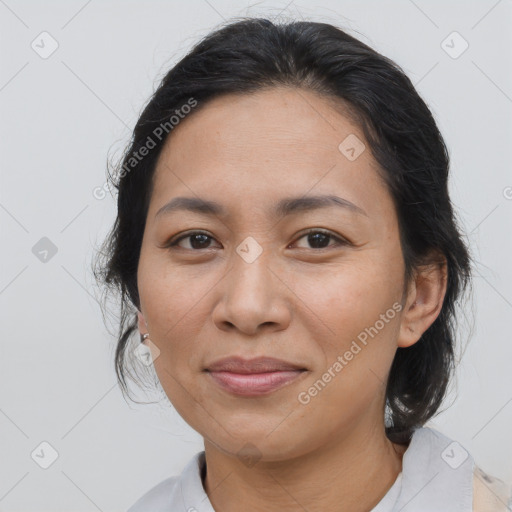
[94,17,512,512]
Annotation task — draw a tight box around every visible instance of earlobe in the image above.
[397,303,420,348]
[137,310,148,333]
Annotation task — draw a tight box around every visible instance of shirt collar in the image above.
[176,426,474,512]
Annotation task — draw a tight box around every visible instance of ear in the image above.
[137,310,148,334]
[398,252,448,348]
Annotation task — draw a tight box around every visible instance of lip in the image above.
[205,356,307,373]
[207,370,306,396]
[205,356,308,397]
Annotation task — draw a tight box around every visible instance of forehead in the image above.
[150,87,392,221]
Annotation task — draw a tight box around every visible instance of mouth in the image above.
[204,356,308,397]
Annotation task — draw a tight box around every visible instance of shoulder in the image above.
[126,475,180,512]
[472,465,512,512]
[125,451,206,512]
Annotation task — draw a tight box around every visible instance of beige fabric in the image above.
[473,465,512,512]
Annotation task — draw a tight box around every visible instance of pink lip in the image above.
[207,370,306,396]
[206,355,306,373]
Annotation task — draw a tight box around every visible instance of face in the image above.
[136,87,411,461]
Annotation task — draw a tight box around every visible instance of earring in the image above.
[141,333,150,343]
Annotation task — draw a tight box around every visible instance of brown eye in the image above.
[292,229,349,250]
[168,231,220,250]
[165,229,349,252]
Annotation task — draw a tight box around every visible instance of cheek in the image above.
[137,257,211,368]
[295,255,402,387]
[139,264,213,420]
[296,255,401,337]
[139,252,217,327]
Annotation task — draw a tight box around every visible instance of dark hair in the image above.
[93,17,473,444]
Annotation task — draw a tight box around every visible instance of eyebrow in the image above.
[155,194,368,220]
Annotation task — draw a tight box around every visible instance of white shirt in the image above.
[127,426,510,511]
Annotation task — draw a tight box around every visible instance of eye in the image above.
[165,228,350,252]
[291,229,349,250]
[167,230,220,250]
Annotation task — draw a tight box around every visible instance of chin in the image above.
[204,423,312,463]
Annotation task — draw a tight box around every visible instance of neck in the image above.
[203,421,409,512]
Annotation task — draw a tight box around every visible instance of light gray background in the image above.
[1,0,511,510]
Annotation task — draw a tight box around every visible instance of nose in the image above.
[211,248,291,336]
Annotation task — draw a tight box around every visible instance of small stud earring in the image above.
[141,333,150,342]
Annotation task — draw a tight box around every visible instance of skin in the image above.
[136,86,447,512]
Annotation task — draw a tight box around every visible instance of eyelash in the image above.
[166,228,350,252]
